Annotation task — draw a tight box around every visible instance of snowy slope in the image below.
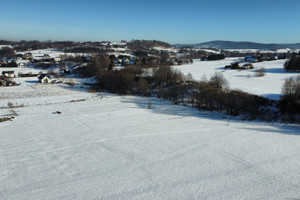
[1,89,300,199]
[173,58,299,99]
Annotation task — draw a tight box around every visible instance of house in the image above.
[115,58,122,64]
[242,63,254,69]
[42,54,52,62]
[53,57,61,62]
[122,57,130,65]
[244,56,257,63]
[270,56,278,60]
[85,56,92,61]
[43,54,51,60]
[38,74,51,84]
[23,53,32,60]
[171,59,178,65]
[2,71,15,78]
[227,62,243,69]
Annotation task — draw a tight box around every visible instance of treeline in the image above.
[206,54,225,61]
[278,75,300,122]
[74,55,115,77]
[14,40,75,51]
[128,40,172,51]
[64,47,109,54]
[77,60,300,123]
[284,53,300,71]
[0,40,77,52]
[0,40,14,45]
[93,66,276,121]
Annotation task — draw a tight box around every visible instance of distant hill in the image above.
[174,40,300,50]
[128,40,172,51]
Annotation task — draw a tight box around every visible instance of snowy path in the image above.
[1,94,300,199]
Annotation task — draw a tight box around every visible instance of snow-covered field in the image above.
[1,82,300,199]
[1,59,300,199]
[18,49,65,59]
[173,58,300,99]
[18,49,90,60]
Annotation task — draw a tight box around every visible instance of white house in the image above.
[54,57,61,62]
[38,74,51,84]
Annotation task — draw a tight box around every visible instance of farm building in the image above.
[2,71,15,78]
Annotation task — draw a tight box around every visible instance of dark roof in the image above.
[38,74,51,80]
[2,71,14,74]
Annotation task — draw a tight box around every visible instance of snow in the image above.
[195,48,221,54]
[17,49,84,60]
[152,47,178,53]
[111,47,127,52]
[0,45,13,49]
[173,58,300,99]
[0,88,300,199]
[18,49,65,59]
[1,61,300,199]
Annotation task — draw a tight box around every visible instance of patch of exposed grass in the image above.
[7,102,24,108]
[0,117,14,122]
[69,99,86,103]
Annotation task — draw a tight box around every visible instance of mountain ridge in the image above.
[174,40,300,49]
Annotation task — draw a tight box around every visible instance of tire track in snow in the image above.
[210,145,255,168]
[2,129,202,180]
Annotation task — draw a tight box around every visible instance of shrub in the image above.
[7,102,24,108]
[137,78,150,96]
[64,79,75,86]
[278,75,300,119]
[0,117,14,122]
[255,67,266,77]
[282,75,300,96]
[97,69,136,94]
[153,66,183,86]
[207,54,225,61]
[284,53,300,71]
[209,72,228,89]
[7,102,14,108]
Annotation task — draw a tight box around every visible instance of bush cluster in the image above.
[94,66,274,120]
[192,81,271,119]
[278,75,300,122]
[284,53,300,71]
[206,54,225,61]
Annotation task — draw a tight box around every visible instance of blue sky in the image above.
[0,0,300,44]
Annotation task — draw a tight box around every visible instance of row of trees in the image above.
[64,47,109,54]
[93,66,275,120]
[206,54,225,61]
[281,52,300,122]
[78,55,115,77]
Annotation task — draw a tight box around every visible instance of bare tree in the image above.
[209,72,228,89]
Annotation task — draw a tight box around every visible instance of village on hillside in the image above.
[0,40,295,88]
